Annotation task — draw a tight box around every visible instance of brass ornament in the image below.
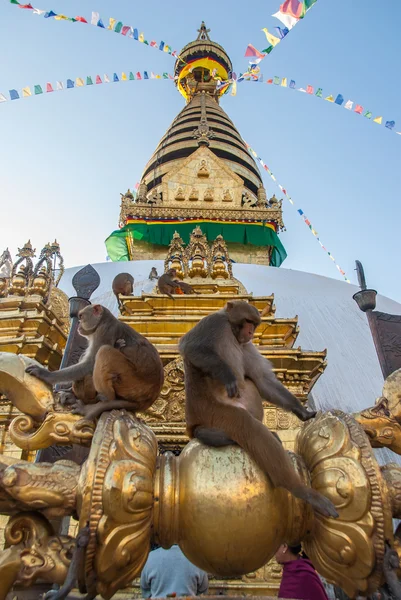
[0,512,74,600]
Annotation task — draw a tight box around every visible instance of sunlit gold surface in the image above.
[354,367,401,454]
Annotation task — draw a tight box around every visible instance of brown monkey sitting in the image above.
[26,304,164,421]
[179,300,338,518]
[112,272,134,310]
[158,268,181,299]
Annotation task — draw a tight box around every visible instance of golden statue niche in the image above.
[1,231,401,600]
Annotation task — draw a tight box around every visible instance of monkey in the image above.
[158,268,182,299]
[44,526,90,600]
[112,272,134,310]
[179,300,338,519]
[149,267,159,280]
[174,280,199,295]
[25,304,164,421]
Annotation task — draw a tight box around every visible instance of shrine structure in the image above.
[1,23,401,600]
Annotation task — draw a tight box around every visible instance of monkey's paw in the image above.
[25,365,53,383]
[115,338,126,350]
[71,399,87,416]
[298,408,317,422]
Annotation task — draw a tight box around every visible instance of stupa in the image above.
[1,22,401,600]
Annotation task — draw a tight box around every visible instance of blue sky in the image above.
[0,0,400,301]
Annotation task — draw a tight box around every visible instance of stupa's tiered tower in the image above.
[106,22,287,268]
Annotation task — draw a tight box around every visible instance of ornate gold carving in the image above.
[175,186,185,201]
[0,512,74,600]
[204,187,214,201]
[139,358,185,423]
[355,368,401,454]
[189,187,199,201]
[297,412,393,597]
[381,463,401,519]
[222,188,233,202]
[164,231,185,277]
[184,226,210,278]
[210,234,233,279]
[197,159,210,178]
[0,459,80,518]
[78,410,157,599]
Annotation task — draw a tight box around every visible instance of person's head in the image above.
[275,543,302,564]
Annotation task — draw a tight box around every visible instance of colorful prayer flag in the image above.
[272,10,298,30]
[280,0,303,18]
[91,12,99,25]
[34,85,43,94]
[121,26,130,36]
[86,76,93,85]
[129,72,135,80]
[104,74,110,83]
[33,8,45,14]
[22,87,31,97]
[139,32,145,42]
[289,80,296,89]
[306,85,313,94]
[273,76,280,85]
[315,88,322,97]
[113,73,119,82]
[133,28,138,40]
[108,18,116,30]
[0,93,7,102]
[325,95,334,102]
[275,26,289,38]
[96,75,102,84]
[97,19,105,28]
[244,44,265,59]
[373,116,382,124]
[144,72,149,79]
[344,100,353,110]
[354,104,363,114]
[76,78,84,87]
[281,77,287,87]
[115,22,123,33]
[44,10,57,18]
[385,120,395,130]
[66,79,74,88]
[75,16,88,23]
[364,111,372,119]
[121,72,127,81]
[335,94,344,105]
[56,81,63,90]
[159,41,165,51]
[46,82,53,92]
[262,28,281,46]
[136,72,142,80]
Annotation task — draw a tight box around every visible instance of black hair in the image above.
[287,544,302,555]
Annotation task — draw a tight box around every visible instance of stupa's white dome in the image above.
[59,260,401,464]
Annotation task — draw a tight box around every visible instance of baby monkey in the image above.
[26,304,164,421]
[158,268,198,298]
[179,300,338,519]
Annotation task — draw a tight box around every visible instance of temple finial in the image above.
[196,21,211,41]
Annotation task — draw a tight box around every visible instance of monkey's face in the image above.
[123,280,133,295]
[78,304,103,336]
[226,301,261,344]
[168,269,177,278]
[236,320,256,344]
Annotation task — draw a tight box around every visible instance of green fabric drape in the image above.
[105,222,287,267]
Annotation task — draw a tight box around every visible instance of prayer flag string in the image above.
[239,75,399,136]
[244,141,351,284]
[244,0,319,63]
[8,0,185,63]
[0,71,175,104]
